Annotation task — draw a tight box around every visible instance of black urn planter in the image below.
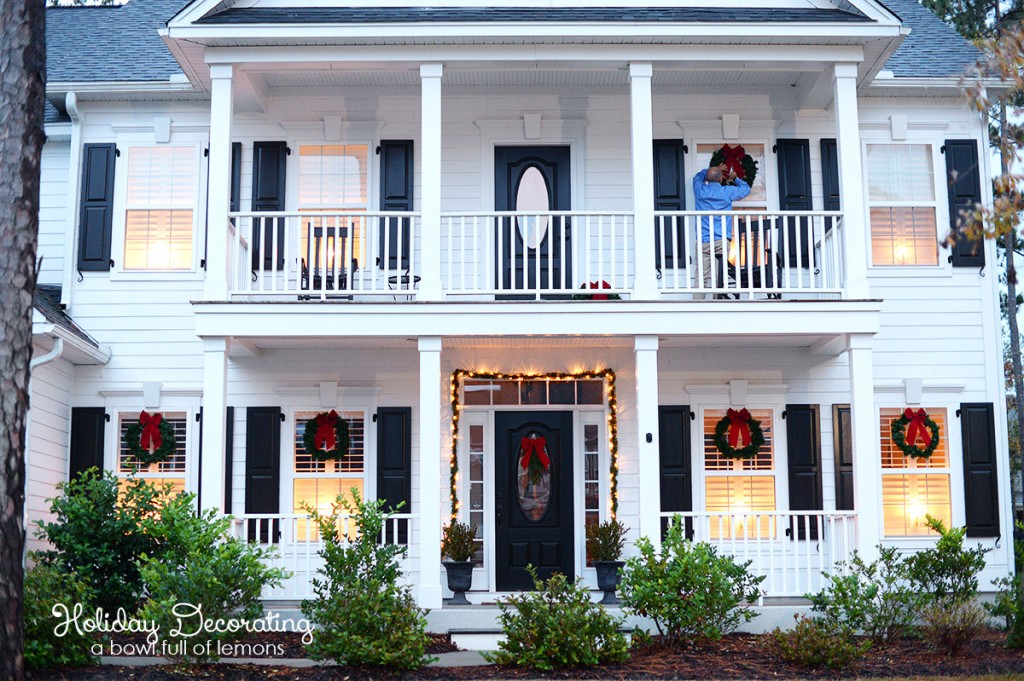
[443,560,474,605]
[594,560,625,605]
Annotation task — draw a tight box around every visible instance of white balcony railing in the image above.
[230,513,416,600]
[655,211,845,299]
[441,211,634,299]
[660,511,857,598]
[228,212,420,300]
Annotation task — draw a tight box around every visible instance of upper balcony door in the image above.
[494,146,571,299]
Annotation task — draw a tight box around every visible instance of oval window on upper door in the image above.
[515,166,550,249]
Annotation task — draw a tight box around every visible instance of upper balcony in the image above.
[225,209,846,302]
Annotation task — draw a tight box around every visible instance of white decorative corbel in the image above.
[722,114,740,140]
[319,381,338,409]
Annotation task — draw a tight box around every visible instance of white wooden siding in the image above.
[38,141,70,286]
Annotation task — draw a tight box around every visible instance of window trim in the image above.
[110,139,207,281]
[288,407,370,519]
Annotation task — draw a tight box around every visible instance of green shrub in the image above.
[987,523,1024,648]
[35,470,171,613]
[136,495,288,664]
[772,615,870,669]
[487,567,629,670]
[906,516,988,602]
[618,521,764,642]
[920,596,989,656]
[23,558,97,669]
[586,519,628,562]
[301,489,433,669]
[809,546,922,644]
[441,521,477,562]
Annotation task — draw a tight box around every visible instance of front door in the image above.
[494,146,572,296]
[494,411,575,590]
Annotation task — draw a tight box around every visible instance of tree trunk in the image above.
[0,0,46,678]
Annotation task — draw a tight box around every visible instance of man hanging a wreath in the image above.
[693,144,756,299]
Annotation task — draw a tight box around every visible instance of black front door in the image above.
[494,146,572,296]
[494,411,575,591]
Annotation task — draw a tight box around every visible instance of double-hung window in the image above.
[880,407,952,536]
[297,145,369,276]
[118,411,188,495]
[867,144,939,266]
[123,146,199,271]
[292,409,365,538]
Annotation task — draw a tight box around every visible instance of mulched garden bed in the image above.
[27,630,1024,680]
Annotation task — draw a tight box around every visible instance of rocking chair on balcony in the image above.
[299,224,359,300]
[714,230,783,299]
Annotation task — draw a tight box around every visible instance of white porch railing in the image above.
[440,211,634,299]
[654,211,845,299]
[660,511,857,598]
[227,212,420,300]
[229,513,417,600]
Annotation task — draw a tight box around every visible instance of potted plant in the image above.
[441,521,477,605]
[586,519,628,604]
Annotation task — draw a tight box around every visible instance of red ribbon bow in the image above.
[720,144,747,181]
[726,408,752,449]
[519,436,550,470]
[314,410,340,451]
[903,408,933,448]
[139,411,163,452]
[589,280,612,300]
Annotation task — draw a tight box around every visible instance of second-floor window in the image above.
[867,144,939,266]
[298,145,369,270]
[123,146,198,271]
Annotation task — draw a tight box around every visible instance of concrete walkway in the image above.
[99,651,492,668]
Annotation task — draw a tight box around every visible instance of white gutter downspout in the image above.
[24,337,65,561]
[61,93,82,311]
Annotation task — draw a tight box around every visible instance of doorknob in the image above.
[496,504,504,529]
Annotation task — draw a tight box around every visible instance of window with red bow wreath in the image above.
[709,144,759,187]
[124,411,178,465]
[713,408,766,459]
[302,410,351,462]
[890,407,941,460]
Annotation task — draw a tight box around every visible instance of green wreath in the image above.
[710,144,759,188]
[302,412,351,462]
[713,409,766,460]
[890,408,941,460]
[124,415,177,466]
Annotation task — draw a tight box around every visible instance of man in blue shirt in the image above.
[693,163,750,297]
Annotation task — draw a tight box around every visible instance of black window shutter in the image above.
[224,406,235,514]
[230,142,242,213]
[379,141,414,271]
[377,407,412,543]
[820,138,841,213]
[960,402,1000,537]
[776,139,813,267]
[77,143,116,272]
[245,407,281,541]
[69,407,106,479]
[785,404,823,540]
[832,404,854,511]
[945,140,985,268]
[658,406,692,539]
[251,142,288,271]
[653,140,687,268]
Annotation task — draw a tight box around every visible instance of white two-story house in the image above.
[27,0,1013,614]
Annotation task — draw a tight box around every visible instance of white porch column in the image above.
[832,63,869,299]
[419,64,443,301]
[630,63,658,300]
[205,63,234,301]
[634,335,661,544]
[417,336,443,608]
[200,337,228,513]
[847,333,880,559]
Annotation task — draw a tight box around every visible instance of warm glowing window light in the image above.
[867,144,938,266]
[880,407,951,536]
[123,146,196,270]
[118,412,188,494]
[293,410,364,541]
[703,409,776,540]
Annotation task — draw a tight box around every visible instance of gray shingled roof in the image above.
[879,0,982,77]
[44,100,66,124]
[34,285,102,349]
[46,0,188,83]
[44,0,980,84]
[194,6,869,24]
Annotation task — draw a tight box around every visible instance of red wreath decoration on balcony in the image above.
[713,408,766,460]
[303,410,351,462]
[709,144,759,187]
[890,408,940,459]
[519,436,551,484]
[124,411,177,465]
[572,280,622,300]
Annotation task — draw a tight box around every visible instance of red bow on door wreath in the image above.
[139,411,163,451]
[519,436,550,484]
[713,408,766,460]
[890,407,941,459]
